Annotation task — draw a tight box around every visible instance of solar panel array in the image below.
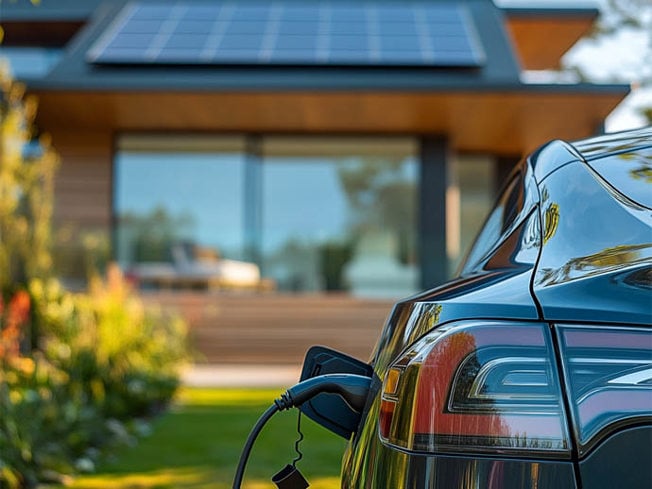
[88,1,485,67]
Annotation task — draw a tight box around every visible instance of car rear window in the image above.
[460,172,523,275]
[585,146,652,210]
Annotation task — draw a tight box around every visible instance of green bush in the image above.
[0,271,188,488]
[0,353,107,487]
[35,268,187,419]
[1,53,188,489]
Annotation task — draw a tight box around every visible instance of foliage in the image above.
[1,273,188,488]
[563,0,652,124]
[117,207,196,263]
[0,60,58,292]
[34,267,188,419]
[319,240,354,291]
[338,158,416,235]
[0,60,188,488]
[338,158,417,265]
[0,353,108,488]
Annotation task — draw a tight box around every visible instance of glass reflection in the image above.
[262,138,418,297]
[114,137,247,269]
[114,135,420,296]
[538,243,652,286]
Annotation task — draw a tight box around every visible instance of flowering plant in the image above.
[0,290,31,362]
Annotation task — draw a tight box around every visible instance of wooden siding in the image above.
[51,130,112,230]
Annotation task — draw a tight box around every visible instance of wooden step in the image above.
[141,292,394,365]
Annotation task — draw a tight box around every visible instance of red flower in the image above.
[7,290,30,327]
[0,290,31,360]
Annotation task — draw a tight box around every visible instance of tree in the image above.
[0,61,59,292]
[338,158,417,265]
[564,0,652,125]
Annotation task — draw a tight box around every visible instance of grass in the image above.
[62,387,347,489]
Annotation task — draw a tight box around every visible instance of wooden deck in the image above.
[141,292,395,366]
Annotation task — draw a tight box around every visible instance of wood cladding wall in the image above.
[50,130,112,232]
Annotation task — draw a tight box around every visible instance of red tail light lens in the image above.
[379,321,571,458]
[556,325,652,456]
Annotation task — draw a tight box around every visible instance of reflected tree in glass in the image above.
[337,157,417,266]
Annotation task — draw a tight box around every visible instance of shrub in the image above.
[0,352,108,487]
[1,50,188,489]
[0,271,188,488]
[0,61,58,295]
[34,266,188,419]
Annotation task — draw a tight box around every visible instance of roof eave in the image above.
[503,7,599,70]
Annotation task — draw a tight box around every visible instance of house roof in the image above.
[27,0,525,91]
[32,86,627,156]
[2,0,599,70]
[2,0,630,155]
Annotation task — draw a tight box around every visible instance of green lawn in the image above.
[64,388,347,489]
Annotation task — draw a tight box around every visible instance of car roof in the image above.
[570,126,652,162]
[569,126,652,210]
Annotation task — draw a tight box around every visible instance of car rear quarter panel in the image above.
[532,159,652,325]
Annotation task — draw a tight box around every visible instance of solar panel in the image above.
[87,1,485,67]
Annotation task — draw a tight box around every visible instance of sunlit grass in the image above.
[58,387,346,489]
[65,471,339,489]
[175,387,285,406]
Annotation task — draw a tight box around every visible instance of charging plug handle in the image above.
[275,373,372,412]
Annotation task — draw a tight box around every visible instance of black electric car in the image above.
[236,127,651,489]
[337,126,652,488]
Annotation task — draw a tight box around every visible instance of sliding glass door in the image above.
[114,134,430,298]
[261,137,418,297]
[114,136,247,267]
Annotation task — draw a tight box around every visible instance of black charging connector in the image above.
[274,373,371,413]
[232,373,372,489]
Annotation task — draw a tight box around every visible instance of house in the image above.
[1,0,629,300]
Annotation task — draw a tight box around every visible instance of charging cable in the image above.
[232,373,372,489]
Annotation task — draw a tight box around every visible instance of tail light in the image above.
[556,325,652,456]
[379,321,571,458]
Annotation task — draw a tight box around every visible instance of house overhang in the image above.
[504,8,599,70]
[32,85,628,155]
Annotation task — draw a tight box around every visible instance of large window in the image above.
[114,135,498,295]
[261,138,418,297]
[114,135,419,297]
[114,136,247,266]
